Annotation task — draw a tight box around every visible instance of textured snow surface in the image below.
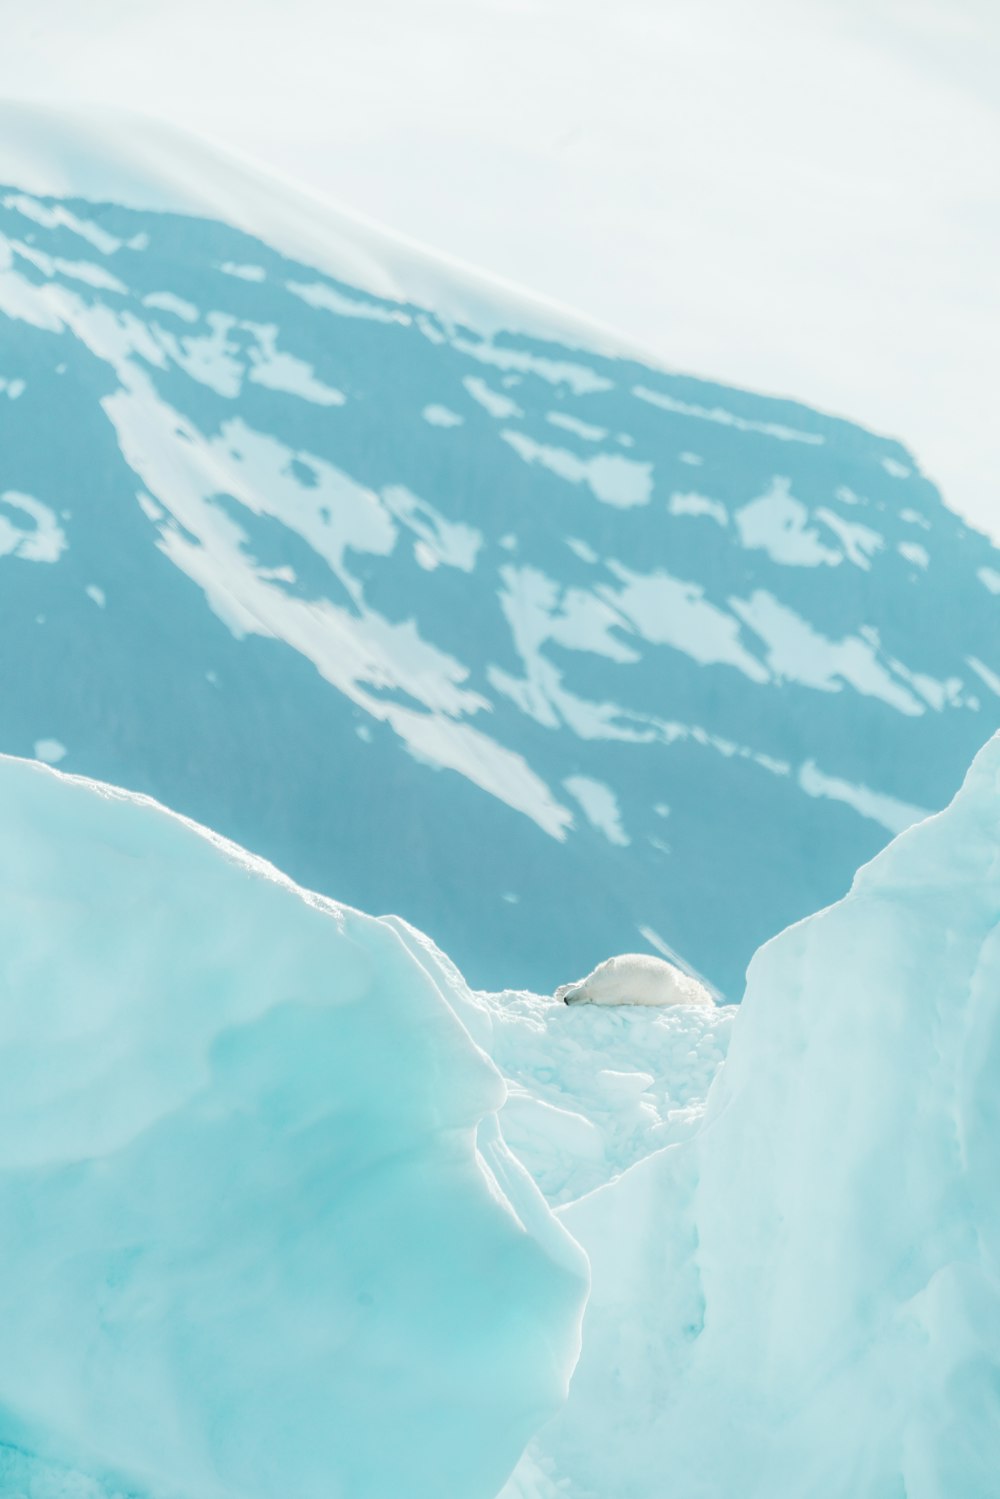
[0,755,587,1499]
[484,991,732,1206]
[505,731,1000,1499]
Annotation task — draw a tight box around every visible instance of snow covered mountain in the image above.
[1,106,997,997]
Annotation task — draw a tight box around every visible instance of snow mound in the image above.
[485,988,732,1206]
[373,919,734,1209]
[0,754,587,1499]
[507,730,1000,1498]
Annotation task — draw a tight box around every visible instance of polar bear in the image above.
[555,952,713,1008]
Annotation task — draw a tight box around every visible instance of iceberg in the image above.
[506,730,1000,1498]
[0,754,587,1499]
[2,728,997,1499]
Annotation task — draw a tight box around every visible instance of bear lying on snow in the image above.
[555,953,714,1008]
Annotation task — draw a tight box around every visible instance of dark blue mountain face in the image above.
[1,185,997,997]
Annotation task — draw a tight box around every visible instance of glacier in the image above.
[0,753,587,1499]
[0,104,997,999]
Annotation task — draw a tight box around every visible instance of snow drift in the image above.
[0,754,587,1499]
[506,730,1000,1498]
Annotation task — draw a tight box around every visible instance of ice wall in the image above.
[507,731,1000,1498]
[0,755,587,1499]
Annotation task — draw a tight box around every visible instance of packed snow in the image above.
[347,917,735,1213]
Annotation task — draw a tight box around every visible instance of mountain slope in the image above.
[1,106,997,995]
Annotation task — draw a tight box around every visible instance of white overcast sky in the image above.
[2,0,998,539]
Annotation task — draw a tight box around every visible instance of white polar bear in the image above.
[555,952,713,1008]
